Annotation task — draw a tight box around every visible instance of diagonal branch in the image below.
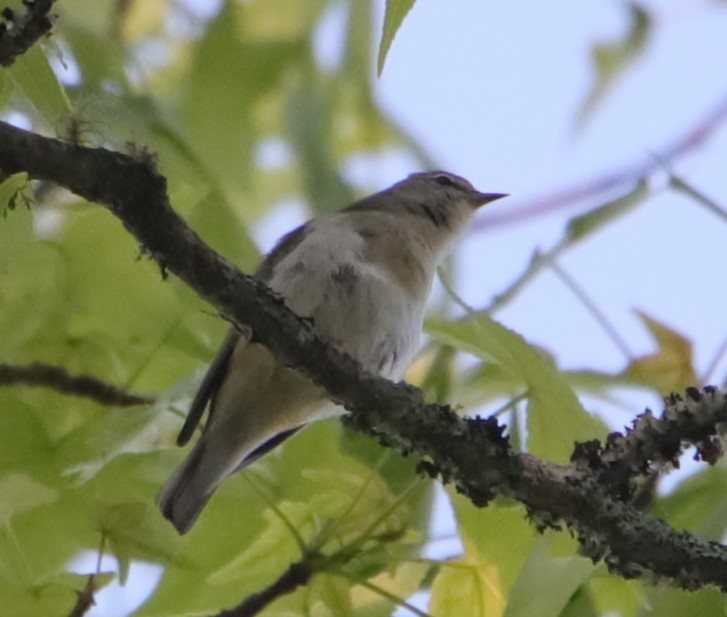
[0,0,57,67]
[0,362,153,406]
[2,120,727,592]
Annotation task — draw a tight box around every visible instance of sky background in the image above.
[70,0,727,614]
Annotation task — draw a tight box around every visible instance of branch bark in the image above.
[0,0,56,67]
[0,362,152,406]
[2,120,727,593]
[217,561,312,617]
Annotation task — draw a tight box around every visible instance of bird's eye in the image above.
[434,174,456,188]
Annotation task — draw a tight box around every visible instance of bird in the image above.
[158,171,507,533]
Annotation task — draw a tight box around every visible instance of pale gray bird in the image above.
[158,171,506,533]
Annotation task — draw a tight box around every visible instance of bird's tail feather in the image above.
[157,442,219,534]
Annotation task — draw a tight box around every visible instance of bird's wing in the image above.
[176,328,243,446]
[255,222,309,282]
[232,426,303,473]
[177,222,310,447]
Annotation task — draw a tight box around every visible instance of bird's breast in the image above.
[266,220,428,379]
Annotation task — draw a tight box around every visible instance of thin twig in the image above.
[216,560,313,617]
[0,362,153,406]
[472,92,727,231]
[66,535,105,617]
[550,261,635,361]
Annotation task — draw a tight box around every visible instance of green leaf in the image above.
[642,586,726,617]
[0,472,58,522]
[428,314,605,461]
[0,70,12,109]
[97,502,182,585]
[623,311,698,393]
[655,467,727,541]
[6,46,72,125]
[503,539,595,617]
[429,547,506,617]
[450,492,536,593]
[586,575,642,617]
[181,2,305,197]
[566,179,648,241]
[377,0,417,75]
[0,172,29,213]
[577,3,651,125]
[284,78,355,213]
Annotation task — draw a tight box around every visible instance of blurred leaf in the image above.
[429,545,506,617]
[186,189,260,272]
[6,46,72,125]
[31,570,116,609]
[0,70,12,109]
[655,467,727,541]
[349,562,429,614]
[577,2,651,124]
[0,472,58,522]
[209,466,410,586]
[641,586,725,617]
[56,405,158,483]
[0,172,29,212]
[566,179,648,241]
[587,575,643,617]
[450,492,536,593]
[624,311,698,392]
[311,574,352,616]
[428,315,605,461]
[117,0,169,41]
[97,502,182,585]
[378,0,416,75]
[504,539,595,617]
[559,586,598,617]
[285,77,355,213]
[182,1,305,198]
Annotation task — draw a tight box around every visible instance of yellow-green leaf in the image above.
[429,544,506,617]
[566,180,648,241]
[623,311,698,392]
[504,540,595,617]
[377,0,416,75]
[6,46,72,125]
[0,172,29,212]
[577,3,651,125]
[428,314,605,461]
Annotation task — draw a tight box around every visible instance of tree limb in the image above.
[0,362,153,406]
[217,561,312,617]
[0,0,57,67]
[1,120,727,592]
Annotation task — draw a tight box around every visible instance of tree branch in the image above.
[2,120,727,592]
[0,362,152,406]
[217,561,312,617]
[0,0,57,67]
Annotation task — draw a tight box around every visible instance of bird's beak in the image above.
[471,192,508,209]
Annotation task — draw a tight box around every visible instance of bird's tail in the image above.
[157,427,303,534]
[157,441,220,534]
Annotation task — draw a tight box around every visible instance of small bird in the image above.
[158,171,506,533]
